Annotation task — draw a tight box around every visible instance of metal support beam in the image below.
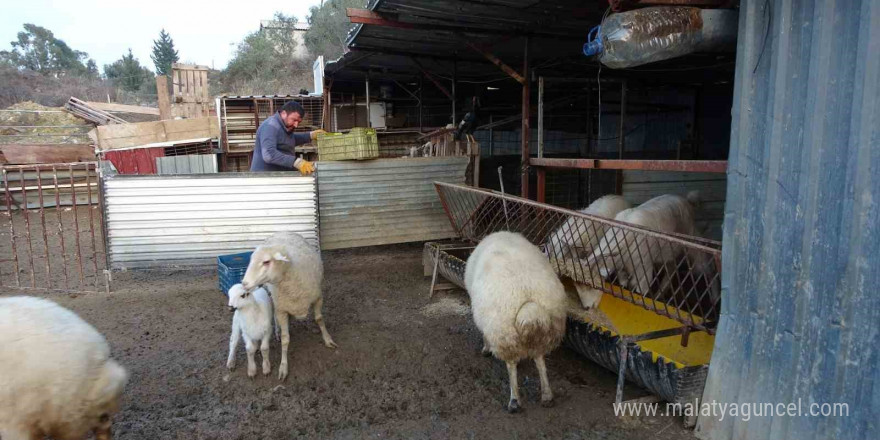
[529,158,728,173]
[464,41,526,85]
[538,76,544,158]
[365,76,371,127]
[419,76,424,132]
[520,36,530,200]
[452,59,457,124]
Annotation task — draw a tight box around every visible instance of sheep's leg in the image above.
[0,426,38,440]
[505,360,522,413]
[260,336,271,375]
[481,336,492,357]
[313,297,338,349]
[535,355,554,407]
[227,324,241,370]
[276,311,291,381]
[244,337,257,378]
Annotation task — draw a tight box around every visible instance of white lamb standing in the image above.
[465,231,568,413]
[0,296,128,440]
[546,194,631,309]
[241,231,337,381]
[226,283,274,378]
[587,192,700,296]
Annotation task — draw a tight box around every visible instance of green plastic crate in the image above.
[316,127,379,161]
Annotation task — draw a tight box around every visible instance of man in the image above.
[250,101,325,174]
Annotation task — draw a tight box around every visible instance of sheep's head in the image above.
[227,283,253,311]
[86,359,128,440]
[241,247,288,290]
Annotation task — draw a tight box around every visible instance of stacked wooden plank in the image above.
[65,97,128,125]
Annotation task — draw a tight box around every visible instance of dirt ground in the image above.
[2,243,698,440]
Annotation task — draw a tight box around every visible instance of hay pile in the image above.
[0,102,93,144]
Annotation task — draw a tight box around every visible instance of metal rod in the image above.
[69,165,85,284]
[520,35,530,200]
[452,59,457,125]
[51,166,71,290]
[365,76,371,127]
[419,76,423,132]
[498,167,510,230]
[84,164,100,290]
[18,169,36,288]
[488,115,494,157]
[2,169,21,286]
[538,76,544,159]
[529,158,728,173]
[96,163,111,293]
[537,168,546,203]
[35,166,52,290]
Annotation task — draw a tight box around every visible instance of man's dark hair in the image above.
[280,101,305,116]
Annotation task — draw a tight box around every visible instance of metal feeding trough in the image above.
[426,182,722,424]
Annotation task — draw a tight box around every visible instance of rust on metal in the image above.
[51,165,71,290]
[2,169,21,286]
[464,41,526,85]
[520,36,530,200]
[68,164,85,284]
[18,169,36,287]
[529,158,728,173]
[35,165,53,290]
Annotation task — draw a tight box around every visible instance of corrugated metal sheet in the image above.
[623,170,726,241]
[103,172,318,269]
[317,157,468,250]
[155,154,218,174]
[697,2,878,440]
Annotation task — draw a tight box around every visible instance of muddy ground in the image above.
[2,243,697,439]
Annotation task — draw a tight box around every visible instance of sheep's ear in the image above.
[272,252,290,262]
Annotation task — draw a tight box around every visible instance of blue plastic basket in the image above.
[218,251,253,296]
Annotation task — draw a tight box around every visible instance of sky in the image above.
[1,0,323,71]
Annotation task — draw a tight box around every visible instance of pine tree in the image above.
[104,49,153,92]
[150,29,179,76]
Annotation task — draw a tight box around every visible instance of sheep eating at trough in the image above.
[227,283,274,378]
[465,231,568,413]
[546,194,631,309]
[586,191,700,297]
[0,296,128,440]
[241,231,337,381]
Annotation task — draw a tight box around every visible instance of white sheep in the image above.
[0,296,128,440]
[587,192,699,296]
[241,231,337,381]
[465,231,568,412]
[226,283,274,378]
[546,195,631,308]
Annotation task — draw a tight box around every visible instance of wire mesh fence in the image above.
[435,182,721,332]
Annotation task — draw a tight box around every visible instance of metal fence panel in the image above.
[1,162,108,293]
[102,170,318,269]
[317,157,468,250]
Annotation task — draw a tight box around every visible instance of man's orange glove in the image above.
[298,160,316,175]
[310,129,328,141]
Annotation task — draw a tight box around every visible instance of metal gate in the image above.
[1,162,109,293]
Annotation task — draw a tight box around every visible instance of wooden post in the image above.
[537,168,546,203]
[538,76,544,158]
[520,36,530,200]
[156,76,171,120]
[452,59,457,125]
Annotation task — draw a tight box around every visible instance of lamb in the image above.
[465,231,568,412]
[0,296,128,440]
[241,231,337,381]
[546,194,631,308]
[227,283,274,378]
[587,192,699,296]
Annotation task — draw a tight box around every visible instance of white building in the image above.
[259,20,311,60]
